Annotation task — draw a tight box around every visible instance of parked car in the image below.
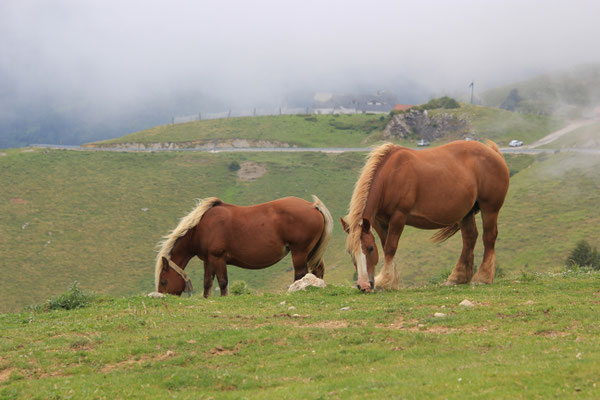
[509,139,523,147]
[417,139,430,147]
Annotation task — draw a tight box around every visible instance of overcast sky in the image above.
[2,0,600,109]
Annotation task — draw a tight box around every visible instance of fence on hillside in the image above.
[171,106,389,125]
[172,107,313,124]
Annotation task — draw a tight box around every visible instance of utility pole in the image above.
[469,81,474,104]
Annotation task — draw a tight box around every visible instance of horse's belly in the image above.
[406,214,447,229]
[227,244,289,269]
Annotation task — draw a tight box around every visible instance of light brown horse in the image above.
[155,196,333,297]
[341,140,509,292]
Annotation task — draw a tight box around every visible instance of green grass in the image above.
[2,147,599,313]
[1,272,599,399]
[88,114,396,148]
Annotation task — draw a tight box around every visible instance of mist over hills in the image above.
[3,1,599,149]
[481,64,600,117]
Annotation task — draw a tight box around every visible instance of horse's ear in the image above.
[340,217,350,233]
[361,218,371,233]
[161,257,170,272]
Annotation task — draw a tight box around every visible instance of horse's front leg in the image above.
[209,256,229,296]
[374,213,405,290]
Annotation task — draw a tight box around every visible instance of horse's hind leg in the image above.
[472,209,499,284]
[311,260,325,279]
[209,256,229,296]
[203,263,215,298]
[444,213,478,285]
[290,250,309,281]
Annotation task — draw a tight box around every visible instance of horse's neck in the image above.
[362,175,386,222]
[170,237,195,270]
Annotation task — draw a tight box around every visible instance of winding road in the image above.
[31,119,600,155]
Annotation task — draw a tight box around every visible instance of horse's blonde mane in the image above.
[154,197,222,290]
[345,143,397,254]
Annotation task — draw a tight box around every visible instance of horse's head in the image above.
[157,257,187,296]
[341,217,378,292]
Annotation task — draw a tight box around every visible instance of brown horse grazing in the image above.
[341,140,509,292]
[155,196,333,297]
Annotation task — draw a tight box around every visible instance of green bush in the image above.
[418,96,461,110]
[566,240,600,270]
[229,280,251,295]
[46,281,95,311]
[228,161,241,171]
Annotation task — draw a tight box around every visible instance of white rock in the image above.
[459,299,475,307]
[340,306,350,311]
[434,312,446,318]
[279,301,286,305]
[147,291,165,298]
[288,306,296,311]
[287,273,326,293]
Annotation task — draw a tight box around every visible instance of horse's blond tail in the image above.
[307,195,333,277]
[431,223,461,243]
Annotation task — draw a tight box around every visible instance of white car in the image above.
[417,139,430,147]
[509,139,523,147]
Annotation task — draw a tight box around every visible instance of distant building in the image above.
[393,104,414,112]
[313,90,398,114]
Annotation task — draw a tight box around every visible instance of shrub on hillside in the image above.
[40,281,95,311]
[230,280,251,295]
[566,240,600,270]
[228,161,241,172]
[418,96,461,110]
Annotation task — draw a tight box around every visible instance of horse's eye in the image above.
[160,280,168,286]
[367,246,374,253]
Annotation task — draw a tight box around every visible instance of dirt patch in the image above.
[100,350,176,373]
[534,330,570,338]
[10,198,28,205]
[207,341,249,356]
[237,161,266,181]
[208,346,237,356]
[300,320,349,329]
[0,152,6,157]
[0,368,15,383]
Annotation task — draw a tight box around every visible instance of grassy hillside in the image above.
[481,64,600,117]
[1,272,599,399]
[427,103,563,146]
[86,114,395,148]
[86,108,563,149]
[540,121,600,150]
[2,147,599,312]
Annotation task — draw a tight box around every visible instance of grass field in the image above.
[2,146,599,313]
[1,271,599,399]
[87,107,562,149]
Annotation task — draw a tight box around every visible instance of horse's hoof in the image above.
[441,280,458,286]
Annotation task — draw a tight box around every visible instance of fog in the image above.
[1,0,599,146]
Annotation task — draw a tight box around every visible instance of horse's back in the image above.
[378,141,508,224]
[201,196,323,245]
